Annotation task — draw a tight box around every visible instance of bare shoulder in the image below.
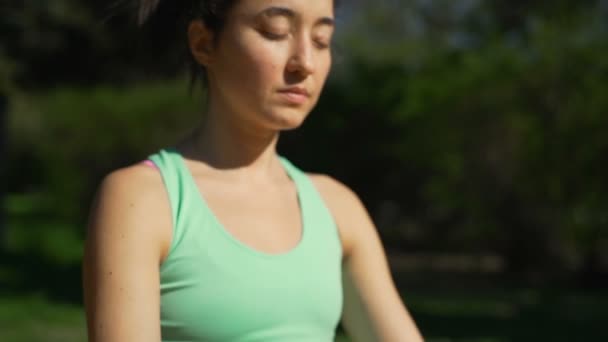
[83,162,169,341]
[98,162,166,198]
[308,173,362,208]
[308,173,371,256]
[86,162,172,263]
[92,163,168,227]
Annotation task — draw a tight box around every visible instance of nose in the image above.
[287,35,315,76]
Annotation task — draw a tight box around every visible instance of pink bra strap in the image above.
[142,159,159,170]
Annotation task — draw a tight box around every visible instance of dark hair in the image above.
[136,0,239,90]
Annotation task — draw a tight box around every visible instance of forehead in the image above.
[232,0,335,19]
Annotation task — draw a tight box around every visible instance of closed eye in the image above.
[314,39,330,49]
[261,30,289,40]
[313,34,332,50]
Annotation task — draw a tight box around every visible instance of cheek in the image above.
[224,36,285,91]
[319,55,332,81]
[313,53,332,94]
[250,48,283,87]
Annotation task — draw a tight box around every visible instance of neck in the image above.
[178,101,282,181]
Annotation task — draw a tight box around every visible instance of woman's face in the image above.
[199,0,335,131]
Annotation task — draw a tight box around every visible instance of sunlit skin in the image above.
[82,1,424,341]
[181,0,334,173]
[203,0,334,128]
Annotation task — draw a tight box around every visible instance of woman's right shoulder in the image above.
[83,162,170,341]
[86,161,172,263]
[97,162,165,200]
[94,162,168,218]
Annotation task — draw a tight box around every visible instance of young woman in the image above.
[82,0,424,341]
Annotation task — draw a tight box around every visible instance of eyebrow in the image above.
[261,6,296,19]
[259,6,335,27]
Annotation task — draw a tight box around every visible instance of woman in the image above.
[82,0,423,341]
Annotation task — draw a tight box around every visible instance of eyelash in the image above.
[315,39,331,50]
[262,31,288,40]
[262,31,331,50]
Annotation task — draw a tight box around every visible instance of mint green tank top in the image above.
[147,148,343,342]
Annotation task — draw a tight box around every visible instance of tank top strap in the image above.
[278,156,343,257]
[147,148,201,256]
[278,156,317,212]
[278,156,313,192]
[147,149,180,228]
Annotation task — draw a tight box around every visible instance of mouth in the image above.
[277,87,311,105]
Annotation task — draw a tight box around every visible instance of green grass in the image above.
[0,294,86,342]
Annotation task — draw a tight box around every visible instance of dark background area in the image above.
[1,0,607,341]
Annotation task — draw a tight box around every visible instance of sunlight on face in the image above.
[205,0,335,131]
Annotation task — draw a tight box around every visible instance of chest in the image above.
[156,151,347,341]
[160,172,344,341]
[193,177,305,255]
[160,241,343,341]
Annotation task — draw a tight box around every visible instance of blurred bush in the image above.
[2,0,608,282]
[286,2,608,277]
[7,79,201,220]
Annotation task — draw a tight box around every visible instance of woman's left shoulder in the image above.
[307,173,361,207]
[307,173,371,255]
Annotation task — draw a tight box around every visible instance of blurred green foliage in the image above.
[289,3,608,277]
[0,294,86,342]
[7,81,201,219]
[2,1,608,340]
[3,0,607,280]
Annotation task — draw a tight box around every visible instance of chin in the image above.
[266,107,311,131]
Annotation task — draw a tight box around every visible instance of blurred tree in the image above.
[1,1,105,87]
[0,0,195,89]
[321,0,608,277]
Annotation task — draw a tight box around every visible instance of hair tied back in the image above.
[137,0,162,26]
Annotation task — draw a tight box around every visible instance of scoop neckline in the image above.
[167,148,308,259]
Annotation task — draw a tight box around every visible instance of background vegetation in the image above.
[1,0,607,340]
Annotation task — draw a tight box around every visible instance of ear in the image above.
[188,20,215,66]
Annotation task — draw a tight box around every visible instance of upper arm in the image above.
[310,174,423,342]
[82,166,171,342]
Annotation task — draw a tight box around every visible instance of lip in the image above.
[277,87,311,105]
